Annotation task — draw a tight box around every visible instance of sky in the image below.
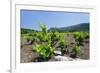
[20,10,89,30]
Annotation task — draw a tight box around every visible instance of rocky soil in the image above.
[21,34,89,63]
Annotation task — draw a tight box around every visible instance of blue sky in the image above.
[21,10,89,30]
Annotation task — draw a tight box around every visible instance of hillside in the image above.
[48,23,89,32]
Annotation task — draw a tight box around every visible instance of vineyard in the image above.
[21,24,89,63]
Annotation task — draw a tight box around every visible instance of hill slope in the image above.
[48,23,89,32]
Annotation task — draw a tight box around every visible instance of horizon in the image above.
[21,22,89,31]
[21,10,89,30]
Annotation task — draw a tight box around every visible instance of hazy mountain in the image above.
[48,23,89,32]
[21,23,89,33]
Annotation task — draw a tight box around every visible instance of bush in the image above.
[33,44,54,59]
[50,31,60,47]
[58,34,67,55]
[70,45,81,58]
[73,32,86,45]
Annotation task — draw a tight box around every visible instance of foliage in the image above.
[73,32,86,45]
[84,32,89,39]
[33,24,54,59]
[24,33,38,42]
[59,34,66,48]
[33,44,54,59]
[21,23,89,60]
[23,34,33,42]
[21,28,35,34]
[71,45,81,58]
[50,31,60,47]
[59,34,67,55]
[72,46,81,55]
[36,24,51,43]
[40,24,48,34]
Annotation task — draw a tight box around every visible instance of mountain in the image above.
[48,23,89,32]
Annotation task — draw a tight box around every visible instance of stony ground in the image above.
[21,34,89,63]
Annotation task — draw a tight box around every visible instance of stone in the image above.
[54,56,83,61]
[54,56,73,61]
[54,51,61,55]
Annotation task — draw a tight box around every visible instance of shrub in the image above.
[70,45,81,58]
[36,24,51,43]
[59,34,67,55]
[50,31,60,47]
[33,44,54,59]
[73,32,85,45]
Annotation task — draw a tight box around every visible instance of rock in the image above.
[54,51,61,55]
[54,56,73,61]
[73,58,83,61]
[54,56,83,61]
[26,40,34,45]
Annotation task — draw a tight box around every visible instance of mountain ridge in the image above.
[21,23,89,33]
[48,23,89,32]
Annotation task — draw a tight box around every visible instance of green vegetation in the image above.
[50,31,61,47]
[21,23,89,61]
[33,44,54,59]
[71,45,81,58]
[58,34,67,55]
[73,32,84,45]
[73,32,87,45]
[33,24,54,60]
